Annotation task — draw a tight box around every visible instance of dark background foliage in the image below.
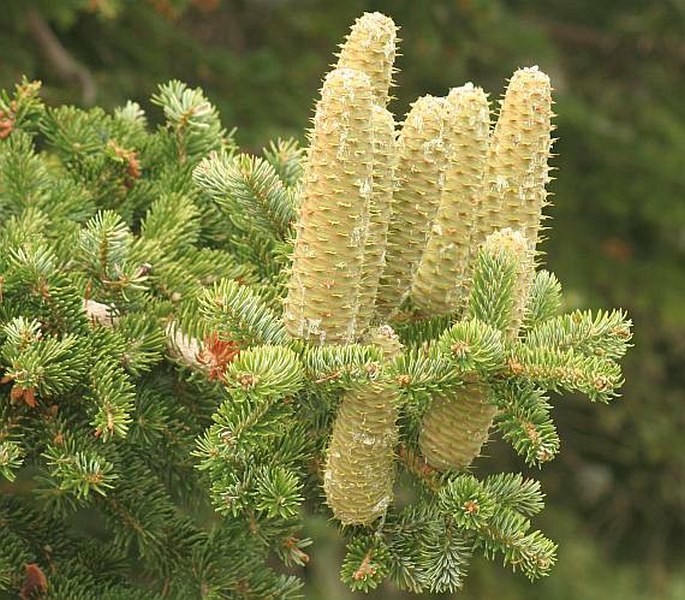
[2,0,685,597]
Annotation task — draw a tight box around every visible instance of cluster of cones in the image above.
[282,12,554,525]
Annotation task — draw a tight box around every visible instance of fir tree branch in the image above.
[523,270,562,329]
[341,534,390,592]
[194,152,296,241]
[262,138,305,188]
[525,308,633,359]
[437,319,506,375]
[197,279,289,348]
[0,441,24,482]
[493,383,560,466]
[509,344,624,402]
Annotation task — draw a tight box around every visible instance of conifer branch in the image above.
[509,344,624,402]
[494,383,560,466]
[193,151,296,240]
[525,308,633,359]
[262,138,305,188]
[0,12,634,597]
[151,80,229,158]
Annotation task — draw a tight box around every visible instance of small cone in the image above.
[419,386,496,471]
[324,326,402,524]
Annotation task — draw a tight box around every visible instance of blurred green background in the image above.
[2,0,685,598]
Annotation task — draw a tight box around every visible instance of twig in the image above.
[26,8,97,105]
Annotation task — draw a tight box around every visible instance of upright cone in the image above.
[375,95,448,318]
[419,229,533,471]
[284,68,374,344]
[356,106,397,335]
[411,84,490,315]
[468,66,554,292]
[324,326,402,525]
[336,12,398,106]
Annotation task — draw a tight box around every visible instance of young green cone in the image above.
[284,68,374,344]
[336,12,398,106]
[411,84,490,315]
[356,106,397,335]
[418,386,496,471]
[419,229,531,470]
[324,326,402,525]
[376,95,448,318]
[470,66,554,261]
